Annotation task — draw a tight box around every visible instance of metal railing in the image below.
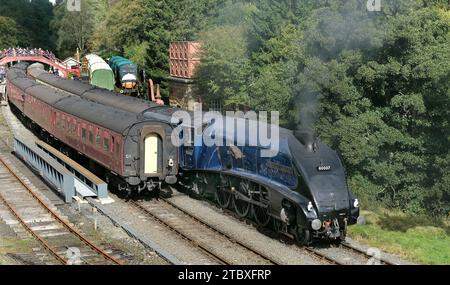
[13,137,109,202]
[13,137,75,203]
[35,140,108,199]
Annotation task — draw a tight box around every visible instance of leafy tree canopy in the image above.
[0,0,54,50]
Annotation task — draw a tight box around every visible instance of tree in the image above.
[0,16,19,49]
[197,25,251,109]
[295,0,450,214]
[249,24,304,127]
[51,0,96,58]
[0,0,54,49]
[89,0,221,84]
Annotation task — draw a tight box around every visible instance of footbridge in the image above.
[0,49,80,78]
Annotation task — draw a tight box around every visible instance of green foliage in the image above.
[89,0,220,85]
[51,0,98,58]
[294,1,450,215]
[124,41,150,68]
[349,210,450,264]
[196,0,450,216]
[197,24,251,109]
[0,0,54,50]
[0,16,19,49]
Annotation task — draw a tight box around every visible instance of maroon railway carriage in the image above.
[6,64,179,193]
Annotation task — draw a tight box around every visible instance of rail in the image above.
[0,155,121,265]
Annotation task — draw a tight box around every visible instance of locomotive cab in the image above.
[108,56,138,94]
[119,64,137,90]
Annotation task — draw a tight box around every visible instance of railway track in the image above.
[168,190,400,265]
[302,247,344,265]
[339,242,396,265]
[163,197,345,265]
[0,154,122,265]
[304,242,397,265]
[130,198,280,265]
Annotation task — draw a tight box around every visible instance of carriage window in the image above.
[115,142,120,159]
[89,131,94,144]
[104,138,110,152]
[58,116,64,130]
[82,128,87,140]
[96,135,101,148]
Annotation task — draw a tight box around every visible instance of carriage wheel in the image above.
[233,196,251,218]
[215,188,231,209]
[252,204,271,227]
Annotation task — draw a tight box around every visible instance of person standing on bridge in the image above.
[0,66,5,82]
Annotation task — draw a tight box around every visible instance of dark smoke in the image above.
[295,0,384,135]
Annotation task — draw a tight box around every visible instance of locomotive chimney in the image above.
[294,128,317,152]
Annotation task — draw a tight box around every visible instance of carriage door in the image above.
[144,134,159,174]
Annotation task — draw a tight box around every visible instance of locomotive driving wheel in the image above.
[232,181,252,218]
[252,204,271,227]
[215,188,231,208]
[215,174,232,208]
[233,196,251,218]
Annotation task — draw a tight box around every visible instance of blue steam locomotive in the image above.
[176,117,360,244]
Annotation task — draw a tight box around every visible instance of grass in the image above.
[0,237,36,264]
[0,238,33,255]
[348,209,450,264]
